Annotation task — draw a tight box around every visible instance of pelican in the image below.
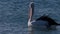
[28,0,60,34]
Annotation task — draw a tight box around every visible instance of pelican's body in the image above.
[28,19,48,27]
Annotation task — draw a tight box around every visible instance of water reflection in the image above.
[28,25,57,34]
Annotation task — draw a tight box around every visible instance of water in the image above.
[0,0,60,34]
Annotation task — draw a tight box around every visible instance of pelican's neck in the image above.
[28,19,32,27]
[28,2,34,21]
[28,1,34,27]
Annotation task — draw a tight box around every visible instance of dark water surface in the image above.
[0,0,60,34]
